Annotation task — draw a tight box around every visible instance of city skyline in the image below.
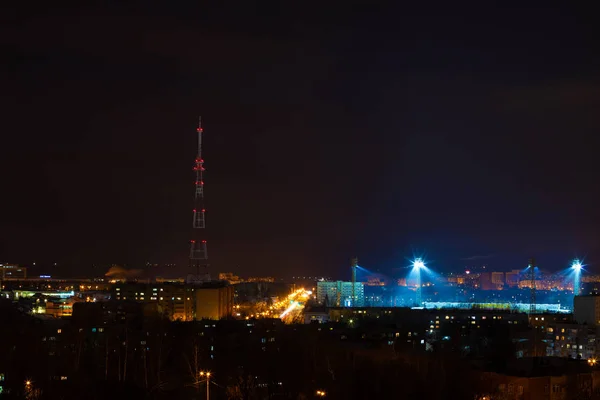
[2,4,599,277]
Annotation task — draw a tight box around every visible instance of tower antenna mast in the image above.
[189,117,209,282]
[351,257,358,307]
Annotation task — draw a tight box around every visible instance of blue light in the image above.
[413,258,425,269]
[572,259,583,270]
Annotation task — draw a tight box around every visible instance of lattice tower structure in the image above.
[189,117,209,280]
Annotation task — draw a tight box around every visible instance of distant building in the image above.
[365,277,385,286]
[478,357,596,400]
[317,281,365,307]
[247,277,275,283]
[115,282,194,321]
[114,282,233,321]
[303,307,329,324]
[505,270,520,287]
[218,272,241,284]
[574,295,600,326]
[479,272,495,290]
[491,272,505,285]
[196,285,234,320]
[0,264,27,279]
[45,300,75,318]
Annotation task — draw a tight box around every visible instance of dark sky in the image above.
[2,3,600,278]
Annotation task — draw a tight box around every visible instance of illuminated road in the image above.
[274,288,312,323]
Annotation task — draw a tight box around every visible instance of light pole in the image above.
[572,259,583,296]
[199,371,211,400]
[413,258,425,306]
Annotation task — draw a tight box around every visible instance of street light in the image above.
[589,358,597,366]
[199,371,211,400]
[316,390,326,397]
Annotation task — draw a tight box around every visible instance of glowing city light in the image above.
[571,258,584,296]
[413,258,425,269]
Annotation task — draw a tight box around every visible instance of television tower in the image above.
[188,117,209,282]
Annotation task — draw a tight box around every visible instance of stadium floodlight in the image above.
[413,258,425,269]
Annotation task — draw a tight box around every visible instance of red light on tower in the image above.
[190,116,208,275]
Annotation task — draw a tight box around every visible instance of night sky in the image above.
[2,3,600,278]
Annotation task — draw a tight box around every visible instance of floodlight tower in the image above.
[189,117,209,281]
[529,258,536,315]
[413,258,425,306]
[572,259,583,296]
[350,257,358,307]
